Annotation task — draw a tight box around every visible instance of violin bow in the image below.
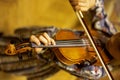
[75,11,114,80]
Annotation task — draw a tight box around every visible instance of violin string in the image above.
[17,39,101,48]
[55,39,101,45]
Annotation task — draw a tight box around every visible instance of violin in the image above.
[5,29,110,66]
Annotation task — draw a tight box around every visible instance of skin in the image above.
[30,32,56,54]
[69,0,96,11]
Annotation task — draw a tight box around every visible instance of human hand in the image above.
[30,32,56,54]
[69,0,96,11]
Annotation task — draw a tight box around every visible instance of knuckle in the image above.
[30,35,35,39]
[43,32,47,35]
[44,40,48,45]
[30,35,36,41]
[39,35,43,40]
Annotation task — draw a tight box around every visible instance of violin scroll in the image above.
[5,42,32,55]
[5,43,16,55]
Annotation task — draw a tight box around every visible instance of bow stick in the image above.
[75,11,114,80]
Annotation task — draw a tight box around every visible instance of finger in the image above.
[69,0,84,2]
[51,38,56,45]
[78,2,88,7]
[69,0,86,3]
[79,0,86,2]
[34,48,42,54]
[42,32,51,45]
[71,2,88,11]
[72,5,81,11]
[80,6,89,11]
[38,35,49,46]
[70,1,79,6]
[30,35,40,46]
[73,5,89,11]
[42,32,56,45]
[74,5,89,11]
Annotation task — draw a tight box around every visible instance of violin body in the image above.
[52,29,110,66]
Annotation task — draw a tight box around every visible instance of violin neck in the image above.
[31,42,89,48]
[31,39,100,48]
